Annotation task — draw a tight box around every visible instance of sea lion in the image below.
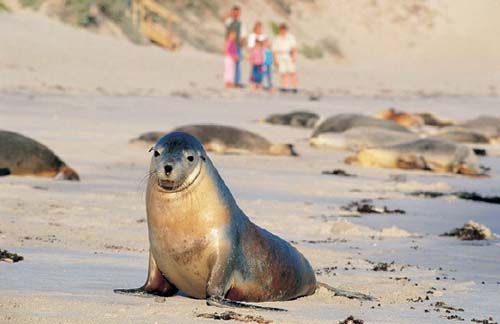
[0,130,79,181]
[375,108,425,127]
[129,131,165,146]
[310,127,419,150]
[429,129,490,144]
[263,111,320,128]
[461,115,500,141]
[375,108,454,128]
[130,125,297,156]
[345,138,482,176]
[311,113,409,138]
[115,132,372,311]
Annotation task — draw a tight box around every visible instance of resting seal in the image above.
[345,139,482,176]
[130,125,296,156]
[263,111,320,128]
[375,108,454,128]
[310,127,418,151]
[0,130,79,181]
[115,132,372,310]
[311,113,409,138]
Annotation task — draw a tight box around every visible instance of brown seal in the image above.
[0,130,79,181]
[115,132,372,311]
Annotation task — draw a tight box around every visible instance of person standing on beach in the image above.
[273,23,298,93]
[247,22,264,88]
[249,37,265,90]
[262,37,274,91]
[223,6,247,87]
[224,31,239,88]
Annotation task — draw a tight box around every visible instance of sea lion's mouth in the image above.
[158,179,181,191]
[156,162,202,193]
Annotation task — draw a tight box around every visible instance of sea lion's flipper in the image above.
[114,252,178,297]
[58,165,80,181]
[206,296,287,312]
[317,282,376,301]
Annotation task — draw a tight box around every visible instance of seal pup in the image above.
[130,125,297,156]
[263,111,320,128]
[310,127,419,151]
[0,130,79,181]
[311,113,409,138]
[345,138,482,176]
[115,132,372,311]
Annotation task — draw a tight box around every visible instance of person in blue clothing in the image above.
[262,37,274,92]
[222,6,247,87]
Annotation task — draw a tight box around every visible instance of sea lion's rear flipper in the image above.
[114,252,178,297]
[206,296,287,312]
[317,282,376,301]
[58,165,80,181]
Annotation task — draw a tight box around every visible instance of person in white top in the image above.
[222,6,247,87]
[272,23,298,93]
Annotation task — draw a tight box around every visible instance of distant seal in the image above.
[345,139,481,176]
[115,132,372,310]
[375,108,425,127]
[130,125,297,156]
[310,127,418,150]
[461,115,500,141]
[0,130,79,181]
[375,108,454,127]
[263,111,320,128]
[311,113,409,138]
[429,129,490,144]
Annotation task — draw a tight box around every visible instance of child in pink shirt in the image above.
[249,38,265,89]
[224,31,238,88]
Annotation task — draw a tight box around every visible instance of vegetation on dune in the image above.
[299,43,323,59]
[0,1,11,11]
[20,0,143,43]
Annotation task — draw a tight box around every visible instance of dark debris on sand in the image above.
[322,169,356,177]
[409,191,500,205]
[441,221,493,240]
[341,200,405,214]
[0,249,24,263]
[195,311,272,324]
[472,317,497,324]
[372,261,395,272]
[338,315,364,324]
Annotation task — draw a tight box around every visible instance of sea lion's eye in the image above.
[201,156,206,161]
[153,150,160,157]
[187,156,194,162]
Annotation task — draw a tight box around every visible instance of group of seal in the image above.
[303,112,493,175]
[116,132,372,311]
[131,125,297,156]
[0,130,79,181]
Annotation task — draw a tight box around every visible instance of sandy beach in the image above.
[1,4,500,324]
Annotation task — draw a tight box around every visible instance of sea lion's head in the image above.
[149,132,206,192]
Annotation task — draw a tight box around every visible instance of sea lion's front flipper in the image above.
[204,250,286,312]
[114,252,178,297]
[206,296,287,312]
[317,282,376,301]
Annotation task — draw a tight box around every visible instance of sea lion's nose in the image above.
[164,164,173,175]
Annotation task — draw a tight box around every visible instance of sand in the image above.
[1,7,500,324]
